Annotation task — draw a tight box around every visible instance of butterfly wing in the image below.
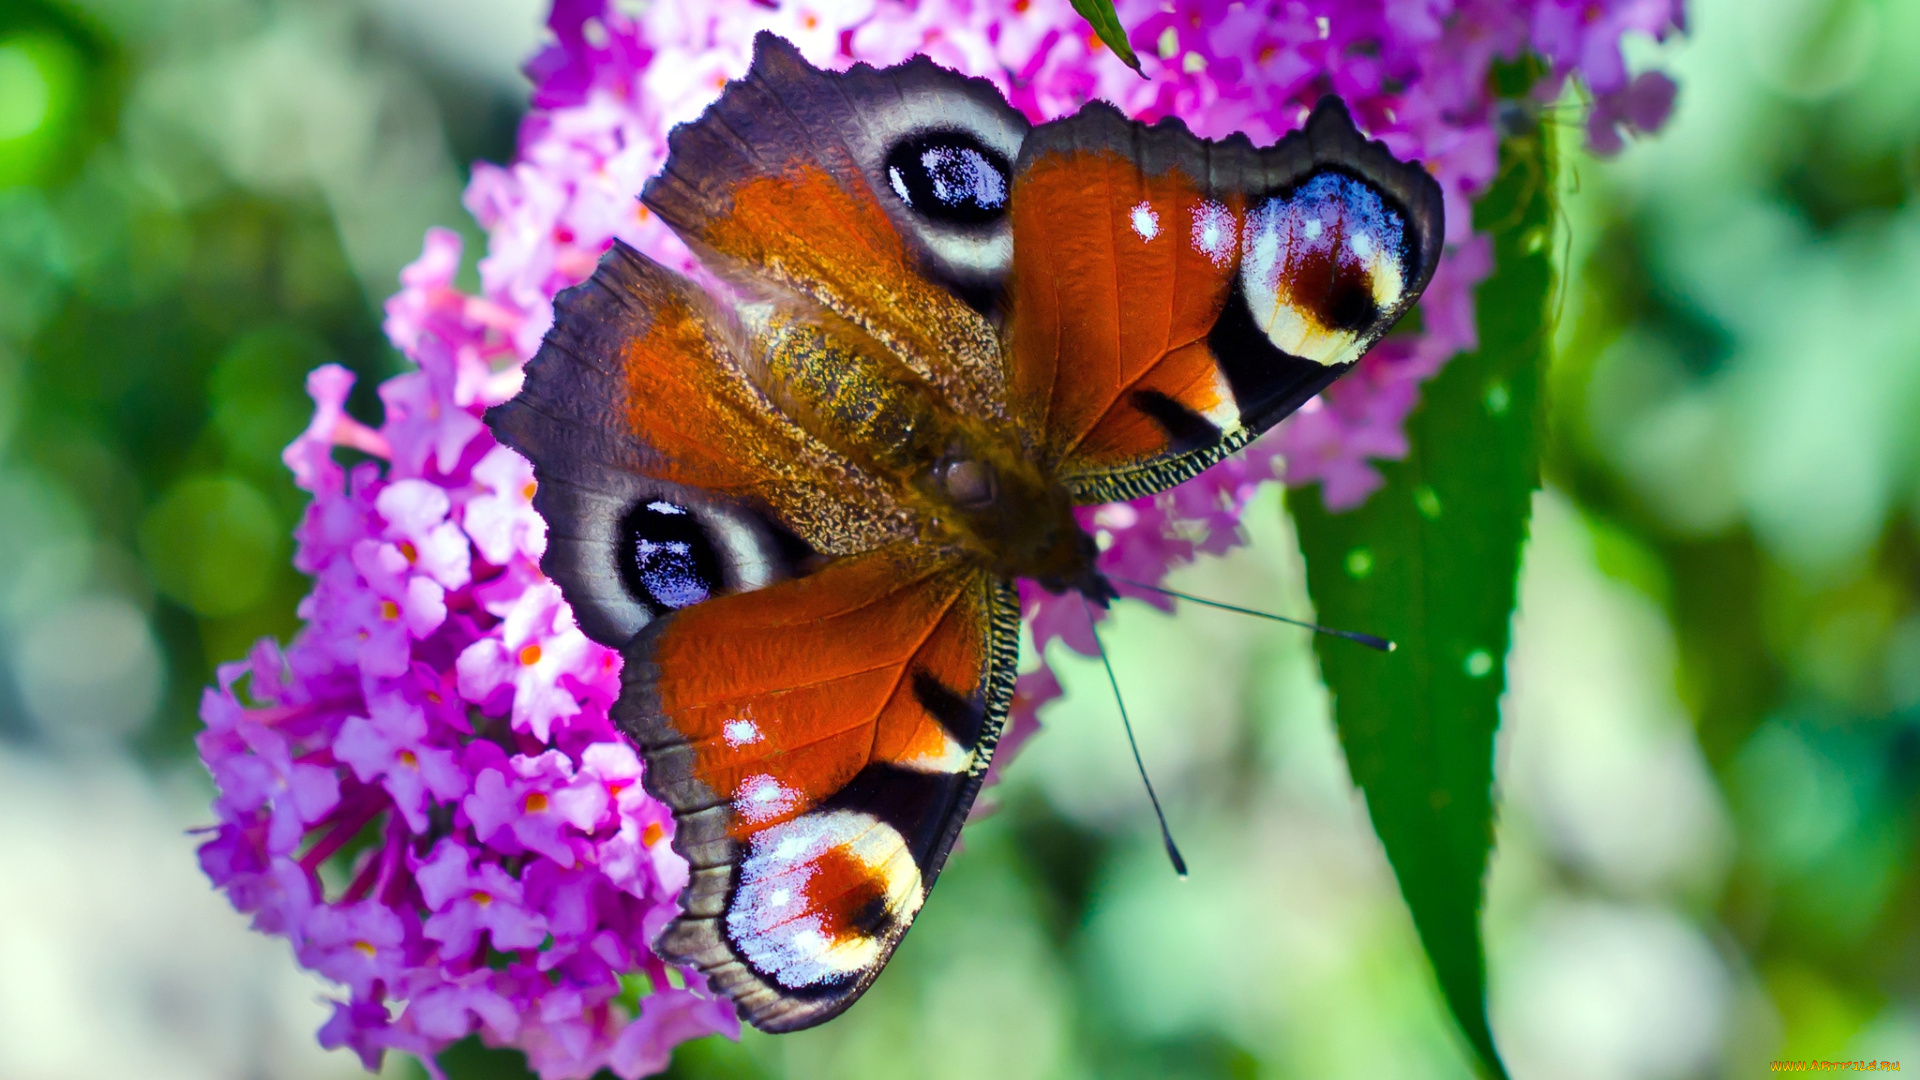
[642,32,1031,426]
[620,544,1020,1031]
[487,241,910,645]
[489,131,1027,1032]
[1005,98,1445,502]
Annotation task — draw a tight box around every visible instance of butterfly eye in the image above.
[938,458,998,509]
[884,131,1011,228]
[619,500,725,612]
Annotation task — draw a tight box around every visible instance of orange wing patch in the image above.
[616,543,1019,1031]
[640,544,984,830]
[666,163,1010,426]
[1008,151,1246,467]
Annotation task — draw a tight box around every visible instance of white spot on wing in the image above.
[1130,201,1160,241]
[723,716,761,747]
[1191,201,1236,268]
[734,774,798,823]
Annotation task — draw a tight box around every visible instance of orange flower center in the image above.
[524,792,550,813]
[379,600,400,621]
[521,481,537,501]
[353,940,377,957]
[642,822,666,848]
[471,890,493,907]
[398,541,418,563]
[518,643,542,666]
[399,750,418,767]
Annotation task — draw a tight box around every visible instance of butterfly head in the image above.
[914,435,1111,603]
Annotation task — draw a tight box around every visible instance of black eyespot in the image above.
[1325,280,1380,332]
[618,500,723,612]
[883,131,1011,228]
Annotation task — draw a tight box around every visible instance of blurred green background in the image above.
[2,0,1918,1077]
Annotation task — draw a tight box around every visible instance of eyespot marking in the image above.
[1239,171,1410,366]
[619,499,722,611]
[726,811,924,990]
[884,131,1012,228]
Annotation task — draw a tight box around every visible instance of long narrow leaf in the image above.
[1068,0,1145,76]
[1291,126,1556,1079]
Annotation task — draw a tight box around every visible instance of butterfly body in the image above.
[487,32,1442,1032]
[752,302,1103,595]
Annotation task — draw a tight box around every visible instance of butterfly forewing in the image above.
[1006,98,1444,503]
[641,34,1030,426]
[489,243,901,644]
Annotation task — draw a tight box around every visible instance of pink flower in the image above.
[608,989,742,1077]
[373,480,473,590]
[320,998,412,1072]
[406,970,524,1042]
[456,580,596,741]
[380,372,488,482]
[464,446,546,566]
[284,365,390,493]
[202,721,342,856]
[334,695,468,832]
[582,741,686,904]
[415,840,552,958]
[341,549,449,677]
[299,901,412,999]
[463,750,610,867]
[1587,69,1679,155]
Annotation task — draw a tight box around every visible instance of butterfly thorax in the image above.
[917,431,1107,599]
[756,311,1105,597]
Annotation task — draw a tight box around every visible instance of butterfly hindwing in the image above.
[1005,98,1445,503]
[615,543,1020,1031]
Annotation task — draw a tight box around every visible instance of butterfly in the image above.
[486,31,1442,1032]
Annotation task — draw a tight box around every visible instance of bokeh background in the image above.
[2,0,1917,1076]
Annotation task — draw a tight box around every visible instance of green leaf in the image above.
[1068,0,1145,77]
[1291,127,1557,1079]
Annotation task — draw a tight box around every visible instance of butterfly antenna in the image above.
[1080,594,1188,879]
[1111,576,1396,653]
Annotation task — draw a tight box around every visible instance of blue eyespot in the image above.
[885,131,1011,228]
[620,501,721,612]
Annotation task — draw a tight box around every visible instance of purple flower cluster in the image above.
[196,1,1683,1076]
[198,228,736,1078]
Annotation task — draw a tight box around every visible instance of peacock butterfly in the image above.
[486,31,1443,1032]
